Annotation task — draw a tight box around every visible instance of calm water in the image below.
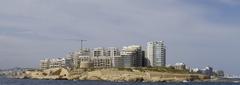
[0,77,239,85]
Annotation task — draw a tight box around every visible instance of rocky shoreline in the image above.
[16,68,210,82]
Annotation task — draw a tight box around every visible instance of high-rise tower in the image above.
[146,41,166,67]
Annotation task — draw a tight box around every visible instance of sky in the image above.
[0,0,240,74]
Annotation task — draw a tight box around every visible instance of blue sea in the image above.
[0,77,239,85]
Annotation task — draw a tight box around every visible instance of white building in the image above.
[40,45,147,69]
[40,58,72,69]
[70,47,122,68]
[40,59,50,69]
[146,41,166,67]
[91,47,121,68]
[192,68,201,73]
[174,63,186,70]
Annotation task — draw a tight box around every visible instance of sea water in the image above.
[0,77,239,85]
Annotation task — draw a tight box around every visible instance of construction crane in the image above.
[80,40,87,50]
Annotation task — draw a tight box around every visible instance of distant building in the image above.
[40,59,50,69]
[80,61,93,68]
[112,56,123,67]
[72,48,91,68]
[70,47,121,68]
[214,70,224,78]
[64,57,74,69]
[92,56,112,68]
[48,58,66,68]
[191,68,201,73]
[40,46,145,69]
[40,58,72,69]
[93,47,120,57]
[77,56,92,68]
[142,51,146,67]
[91,47,120,68]
[93,48,106,57]
[202,66,213,76]
[121,45,144,68]
[174,63,186,70]
[146,41,166,67]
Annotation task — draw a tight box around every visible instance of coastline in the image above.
[13,68,211,82]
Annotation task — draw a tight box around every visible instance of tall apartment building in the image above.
[107,48,123,68]
[121,45,144,68]
[92,47,120,68]
[146,41,166,67]
[70,47,121,68]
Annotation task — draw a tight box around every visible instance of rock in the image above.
[23,68,209,82]
[87,76,102,80]
[79,75,87,80]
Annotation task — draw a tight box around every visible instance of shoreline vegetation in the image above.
[13,67,211,82]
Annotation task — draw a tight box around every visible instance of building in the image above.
[174,63,186,70]
[71,48,91,69]
[92,56,112,68]
[40,58,72,69]
[106,47,121,57]
[70,47,121,68]
[112,56,123,67]
[80,61,93,68]
[49,58,66,68]
[91,47,121,68]
[40,59,50,69]
[121,45,144,67]
[214,70,224,78]
[64,57,74,69]
[40,45,148,69]
[191,68,201,73]
[142,51,146,67]
[202,66,213,76]
[93,48,106,57]
[93,47,120,57]
[146,41,166,67]
[76,56,91,68]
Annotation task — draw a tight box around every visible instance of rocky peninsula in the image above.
[16,67,210,82]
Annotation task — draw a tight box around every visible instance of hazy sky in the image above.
[0,0,240,74]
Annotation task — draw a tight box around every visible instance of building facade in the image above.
[40,58,72,69]
[147,41,166,67]
[40,59,50,69]
[112,56,123,67]
[70,47,121,68]
[174,63,186,70]
[92,56,112,68]
[202,66,213,77]
[71,48,91,69]
[121,45,144,68]
[93,47,120,57]
[40,44,155,69]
